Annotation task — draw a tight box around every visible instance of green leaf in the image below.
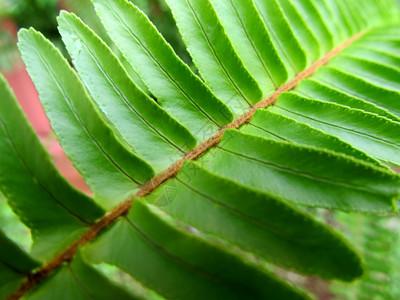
[93,0,234,140]
[241,109,383,167]
[289,0,334,54]
[341,46,400,73]
[271,93,400,166]
[310,0,342,44]
[295,78,400,122]
[25,252,136,300]
[0,230,38,275]
[201,129,400,213]
[0,73,104,261]
[84,199,310,300]
[0,230,39,299]
[331,213,400,300]
[354,34,400,54]
[322,0,351,41]
[146,161,363,281]
[165,0,263,115]
[329,55,400,92]
[254,0,307,77]
[336,0,362,34]
[57,11,197,172]
[18,28,154,210]
[2,0,400,298]
[312,67,400,119]
[276,0,320,64]
[210,0,288,96]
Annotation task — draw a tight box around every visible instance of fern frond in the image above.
[0,0,400,299]
[332,214,400,300]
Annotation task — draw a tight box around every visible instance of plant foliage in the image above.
[1,0,400,299]
[332,213,400,299]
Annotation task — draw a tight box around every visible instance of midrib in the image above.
[8,30,367,300]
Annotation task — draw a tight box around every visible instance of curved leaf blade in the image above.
[0,73,104,261]
[0,230,39,299]
[277,0,320,64]
[289,0,334,54]
[58,11,196,172]
[165,0,263,116]
[341,46,400,73]
[273,93,400,166]
[18,28,154,210]
[242,109,383,167]
[201,130,400,213]
[210,0,288,96]
[329,55,400,92]
[254,0,307,77]
[25,253,137,300]
[313,67,400,119]
[147,161,364,281]
[84,199,310,300]
[93,0,234,139]
[295,78,400,122]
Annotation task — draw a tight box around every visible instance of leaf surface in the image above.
[271,93,400,166]
[201,130,400,213]
[242,109,383,167]
[84,199,310,300]
[18,28,154,209]
[254,0,306,77]
[295,78,400,122]
[58,11,196,172]
[289,0,334,54]
[165,0,263,115]
[0,231,39,299]
[210,0,287,96]
[276,0,320,64]
[25,253,136,300]
[146,161,363,281]
[93,0,234,139]
[0,73,104,261]
[312,67,400,119]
